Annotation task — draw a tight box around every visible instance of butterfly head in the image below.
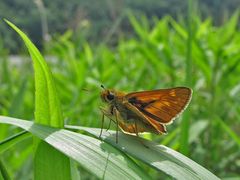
[100,85,116,103]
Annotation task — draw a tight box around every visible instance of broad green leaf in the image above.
[0,116,150,180]
[66,125,220,180]
[5,20,71,180]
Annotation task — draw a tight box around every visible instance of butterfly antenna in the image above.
[81,88,93,93]
[101,84,106,90]
[82,88,89,91]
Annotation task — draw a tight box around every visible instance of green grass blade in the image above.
[0,116,150,180]
[4,19,63,127]
[8,78,28,117]
[219,10,239,46]
[161,127,180,146]
[169,17,187,39]
[0,159,11,180]
[216,117,240,147]
[66,125,220,180]
[180,0,194,155]
[4,20,71,180]
[128,12,148,40]
[0,130,31,153]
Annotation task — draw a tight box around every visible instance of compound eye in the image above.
[106,93,114,101]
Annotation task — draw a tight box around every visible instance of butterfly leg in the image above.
[134,119,149,148]
[106,106,114,131]
[134,120,139,137]
[106,119,112,131]
[99,106,119,142]
[113,107,119,144]
[99,113,105,139]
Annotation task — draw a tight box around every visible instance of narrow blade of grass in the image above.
[180,0,194,155]
[0,159,11,180]
[8,78,27,117]
[216,117,240,147]
[0,131,31,153]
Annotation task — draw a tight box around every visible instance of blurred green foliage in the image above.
[1,10,240,179]
[1,1,240,179]
[1,0,240,53]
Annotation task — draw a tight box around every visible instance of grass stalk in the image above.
[180,0,194,155]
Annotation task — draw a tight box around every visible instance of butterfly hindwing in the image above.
[122,101,167,134]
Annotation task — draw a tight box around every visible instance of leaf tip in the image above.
[3,19,14,29]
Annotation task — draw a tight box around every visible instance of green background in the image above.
[0,0,240,179]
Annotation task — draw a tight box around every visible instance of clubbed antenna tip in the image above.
[101,84,105,89]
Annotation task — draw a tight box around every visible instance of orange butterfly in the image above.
[100,85,192,143]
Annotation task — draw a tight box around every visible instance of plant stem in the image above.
[180,0,194,155]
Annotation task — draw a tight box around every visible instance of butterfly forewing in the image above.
[126,87,192,124]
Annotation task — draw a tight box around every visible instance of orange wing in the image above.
[126,87,192,124]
